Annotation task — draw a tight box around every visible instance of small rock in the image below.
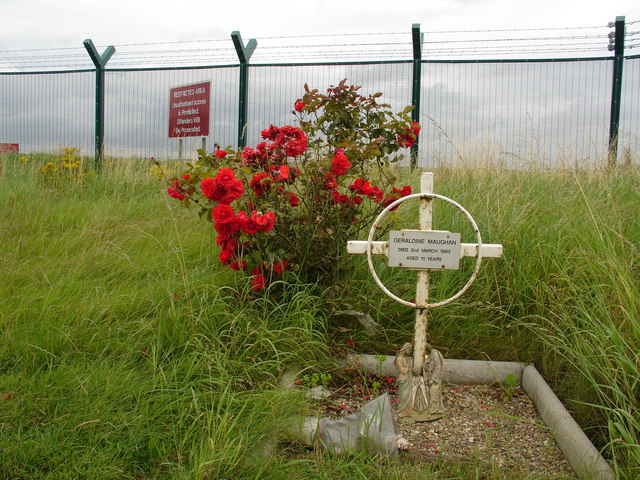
[307,386,332,400]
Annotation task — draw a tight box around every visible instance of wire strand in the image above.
[1,20,636,71]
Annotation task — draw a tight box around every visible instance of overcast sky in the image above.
[1,0,639,51]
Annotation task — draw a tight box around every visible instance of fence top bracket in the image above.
[83,39,115,68]
[411,23,423,60]
[231,31,257,64]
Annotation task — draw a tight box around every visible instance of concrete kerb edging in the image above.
[349,354,615,480]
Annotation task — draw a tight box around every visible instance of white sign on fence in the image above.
[388,230,461,270]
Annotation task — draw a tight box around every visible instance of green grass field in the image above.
[1,154,638,479]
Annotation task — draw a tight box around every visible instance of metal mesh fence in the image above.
[245,62,413,146]
[620,56,640,163]
[0,70,94,153]
[1,56,639,167]
[419,59,615,168]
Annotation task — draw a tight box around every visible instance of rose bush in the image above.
[165,80,420,291]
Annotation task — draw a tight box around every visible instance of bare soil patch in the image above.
[303,371,576,478]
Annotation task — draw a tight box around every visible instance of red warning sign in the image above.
[168,81,210,138]
[0,143,19,154]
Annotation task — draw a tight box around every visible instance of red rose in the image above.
[241,214,260,235]
[256,141,267,154]
[263,211,276,231]
[216,234,238,252]
[284,137,308,157]
[200,177,218,199]
[397,122,421,148]
[215,219,241,236]
[241,146,256,160]
[324,173,338,190]
[251,274,267,291]
[212,204,235,223]
[393,185,412,197]
[294,102,305,112]
[368,186,384,202]
[274,260,288,274]
[267,125,308,157]
[253,211,276,232]
[178,174,194,188]
[203,177,244,204]
[349,178,373,196]
[250,172,272,197]
[276,125,305,143]
[219,249,233,264]
[331,149,350,176]
[261,125,280,141]
[167,174,194,201]
[235,210,247,222]
[215,149,228,158]
[383,196,401,211]
[397,135,413,148]
[167,186,185,201]
[230,260,247,271]
[254,142,277,164]
[215,232,229,246]
[288,191,300,207]
[270,165,290,181]
[223,180,244,204]
[215,168,237,187]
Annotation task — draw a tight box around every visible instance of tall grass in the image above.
[0,155,328,478]
[1,153,638,478]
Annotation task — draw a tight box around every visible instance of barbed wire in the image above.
[258,24,606,39]
[111,38,229,47]
[1,20,636,71]
[0,46,86,53]
[427,24,607,33]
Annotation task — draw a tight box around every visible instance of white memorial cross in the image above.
[347,172,503,375]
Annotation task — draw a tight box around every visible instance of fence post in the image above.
[83,39,115,171]
[608,16,625,166]
[411,23,423,170]
[231,31,257,150]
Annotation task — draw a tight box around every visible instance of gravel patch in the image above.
[397,383,575,477]
[308,376,576,478]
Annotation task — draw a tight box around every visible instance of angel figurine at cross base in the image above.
[394,342,445,422]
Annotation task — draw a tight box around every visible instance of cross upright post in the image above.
[412,172,433,375]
